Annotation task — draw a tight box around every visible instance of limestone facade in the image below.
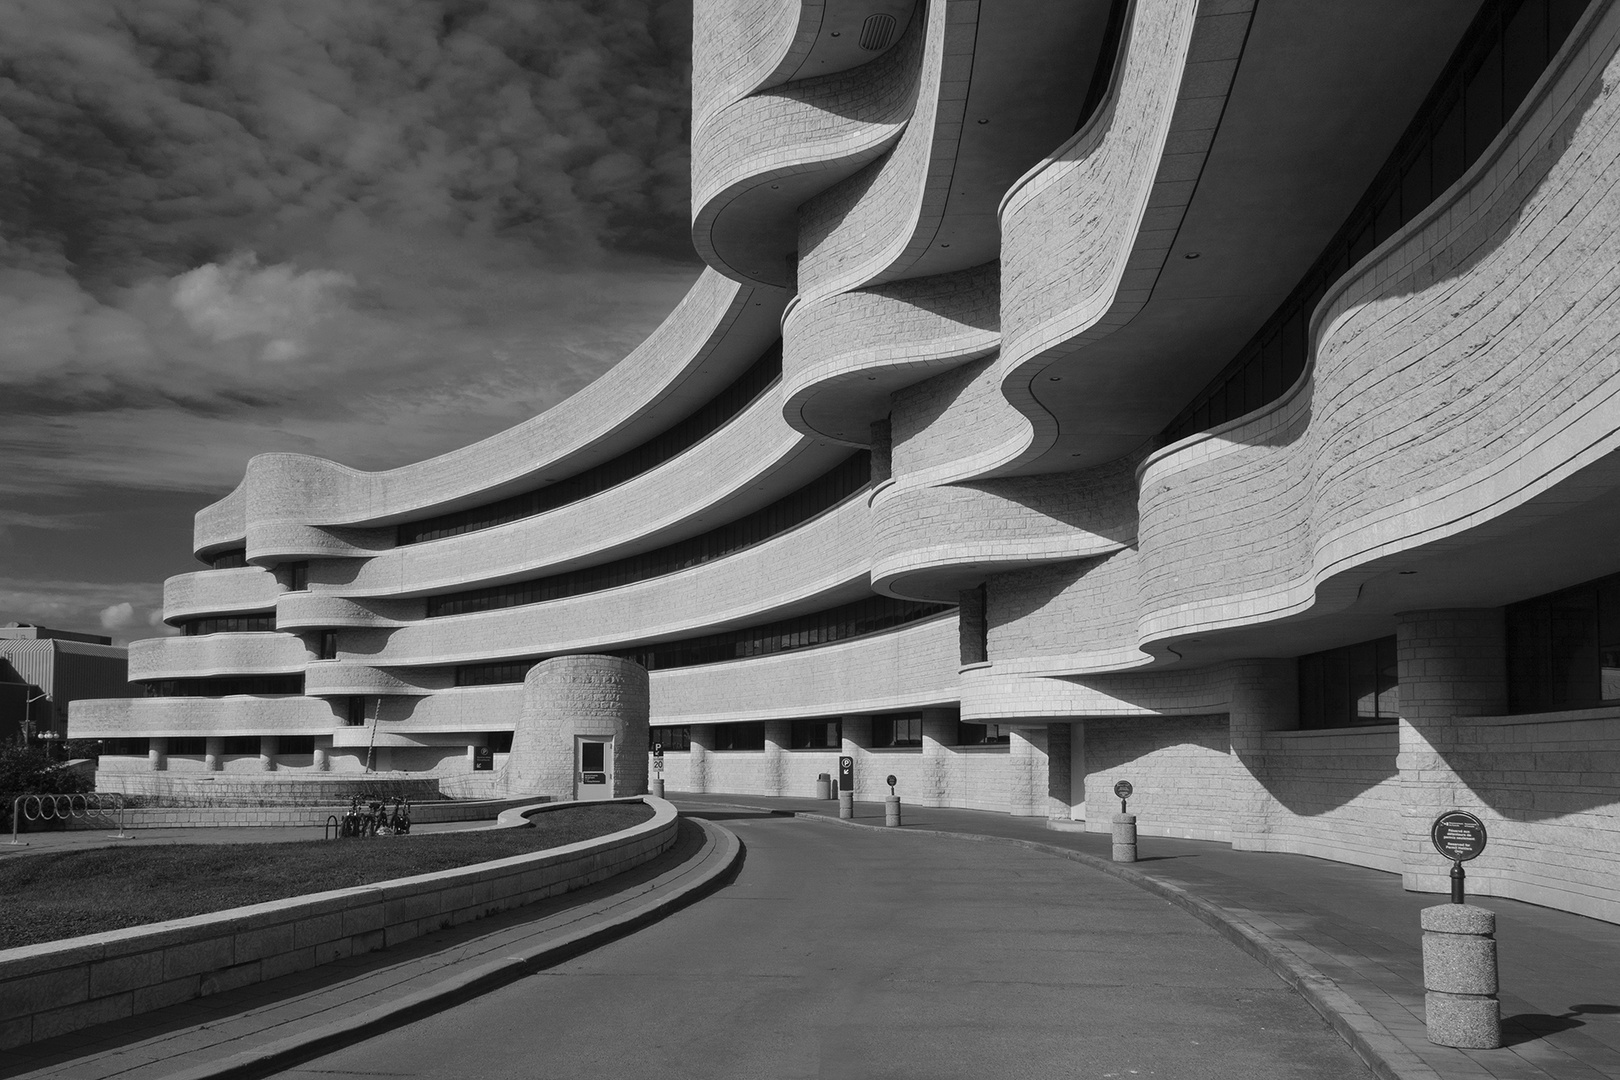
[71,0,1620,921]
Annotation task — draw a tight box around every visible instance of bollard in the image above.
[816,773,831,800]
[838,791,854,819]
[1111,813,1137,862]
[885,795,901,826]
[1422,904,1501,1048]
[650,778,665,798]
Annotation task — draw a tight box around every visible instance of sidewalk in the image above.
[0,816,740,1080]
[670,794,1620,1080]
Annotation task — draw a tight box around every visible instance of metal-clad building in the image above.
[0,624,130,742]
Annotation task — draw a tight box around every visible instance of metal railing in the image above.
[9,792,133,845]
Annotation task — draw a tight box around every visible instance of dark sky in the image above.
[0,0,701,643]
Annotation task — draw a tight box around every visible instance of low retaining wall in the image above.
[92,773,443,806]
[41,795,554,832]
[0,796,677,1048]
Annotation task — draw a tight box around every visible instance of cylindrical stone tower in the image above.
[503,655,650,799]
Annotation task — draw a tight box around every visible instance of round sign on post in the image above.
[1113,780,1133,800]
[1431,810,1487,861]
[1431,810,1487,904]
[886,774,897,795]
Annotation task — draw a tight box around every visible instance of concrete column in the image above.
[1396,610,1506,894]
[259,735,277,772]
[920,709,955,808]
[204,736,223,772]
[1045,724,1072,821]
[842,714,873,799]
[1007,727,1048,817]
[313,744,329,772]
[687,725,711,794]
[762,719,791,797]
[1068,720,1087,822]
[148,737,167,771]
[1226,659,1298,851]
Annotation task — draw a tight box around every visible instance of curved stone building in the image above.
[73,0,1620,922]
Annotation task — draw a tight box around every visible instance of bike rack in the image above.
[325,814,341,841]
[9,792,133,846]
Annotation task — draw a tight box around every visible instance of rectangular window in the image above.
[100,738,149,756]
[222,736,260,755]
[712,723,764,751]
[320,630,339,661]
[1298,636,1399,728]
[288,562,309,591]
[280,735,315,755]
[1506,569,1620,711]
[790,719,841,749]
[648,725,690,751]
[956,722,1009,746]
[870,716,922,748]
[168,737,206,755]
[346,696,368,726]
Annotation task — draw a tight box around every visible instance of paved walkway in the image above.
[670,795,1620,1080]
[0,817,739,1080]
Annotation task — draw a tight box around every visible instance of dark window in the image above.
[455,661,536,687]
[141,676,303,697]
[279,735,315,755]
[168,737,206,755]
[288,562,309,591]
[1298,637,1399,728]
[182,613,276,636]
[221,736,260,755]
[712,723,765,751]
[1506,570,1620,711]
[956,722,1009,746]
[206,548,248,570]
[488,731,514,753]
[1160,0,1590,445]
[870,715,921,747]
[959,584,988,665]
[609,596,953,672]
[346,696,368,726]
[424,453,869,618]
[320,630,339,660]
[398,343,784,546]
[790,719,841,749]
[649,725,691,751]
[101,738,149,756]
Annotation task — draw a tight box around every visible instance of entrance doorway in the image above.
[575,737,614,800]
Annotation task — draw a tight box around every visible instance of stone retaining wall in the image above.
[0,796,676,1048]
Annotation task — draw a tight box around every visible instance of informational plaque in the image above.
[1431,810,1487,862]
[839,755,854,792]
[1113,780,1134,800]
[473,746,494,771]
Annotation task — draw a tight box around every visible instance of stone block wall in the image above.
[1080,716,1234,842]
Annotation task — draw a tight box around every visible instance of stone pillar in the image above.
[763,719,791,796]
[920,709,955,808]
[842,714,873,799]
[149,737,167,771]
[313,743,329,772]
[1068,720,1087,821]
[467,744,478,770]
[1397,610,1506,894]
[687,725,711,794]
[1422,904,1501,1048]
[204,736,223,772]
[504,655,649,798]
[1046,724,1072,821]
[259,735,277,772]
[1226,659,1298,851]
[1007,727,1048,817]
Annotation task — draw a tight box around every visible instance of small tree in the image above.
[0,745,93,831]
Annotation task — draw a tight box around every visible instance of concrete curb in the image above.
[707,803,1429,1080]
[157,817,744,1080]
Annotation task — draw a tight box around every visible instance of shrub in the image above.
[0,745,93,830]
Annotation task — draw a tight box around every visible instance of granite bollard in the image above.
[1422,903,1501,1048]
[1111,813,1137,862]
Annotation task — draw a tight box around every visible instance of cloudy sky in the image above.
[0,0,701,644]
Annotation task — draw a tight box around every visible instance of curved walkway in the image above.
[283,804,1369,1080]
[673,795,1620,1080]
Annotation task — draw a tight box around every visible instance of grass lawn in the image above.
[0,802,654,951]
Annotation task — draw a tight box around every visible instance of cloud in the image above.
[0,0,703,503]
[0,578,180,647]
